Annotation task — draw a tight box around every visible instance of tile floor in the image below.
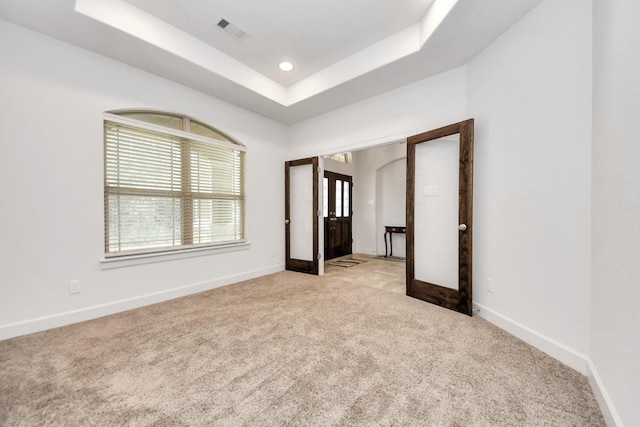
[324,253,405,294]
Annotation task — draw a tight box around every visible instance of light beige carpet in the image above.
[0,271,604,426]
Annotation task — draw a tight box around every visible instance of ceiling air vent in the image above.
[216,17,249,41]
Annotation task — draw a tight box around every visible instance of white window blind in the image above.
[104,112,245,256]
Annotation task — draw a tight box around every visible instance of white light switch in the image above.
[424,184,439,196]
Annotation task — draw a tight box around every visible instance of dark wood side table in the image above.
[384,226,406,257]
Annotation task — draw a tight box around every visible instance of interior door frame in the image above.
[285,157,319,275]
[406,119,474,315]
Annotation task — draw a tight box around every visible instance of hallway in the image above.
[324,254,405,294]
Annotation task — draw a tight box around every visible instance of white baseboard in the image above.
[473,302,588,374]
[587,359,624,427]
[0,264,284,341]
[474,303,624,426]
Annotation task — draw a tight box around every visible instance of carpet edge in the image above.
[0,264,285,341]
[473,302,588,374]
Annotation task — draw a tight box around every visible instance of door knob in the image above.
[458,224,467,231]
[285,219,290,224]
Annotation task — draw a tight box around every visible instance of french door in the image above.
[323,171,353,260]
[406,119,474,315]
[284,157,319,275]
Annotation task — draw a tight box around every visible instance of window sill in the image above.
[100,242,251,270]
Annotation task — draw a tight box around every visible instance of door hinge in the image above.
[317,253,322,260]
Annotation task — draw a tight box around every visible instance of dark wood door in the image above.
[323,171,352,260]
[406,119,474,315]
[285,157,319,275]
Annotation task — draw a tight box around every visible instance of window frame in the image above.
[102,111,247,265]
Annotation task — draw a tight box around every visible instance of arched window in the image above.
[103,110,245,256]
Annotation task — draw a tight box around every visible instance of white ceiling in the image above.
[0,0,543,124]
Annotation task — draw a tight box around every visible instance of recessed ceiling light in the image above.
[279,61,294,72]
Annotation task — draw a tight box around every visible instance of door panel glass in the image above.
[289,163,313,261]
[344,181,350,217]
[414,134,460,290]
[335,179,343,218]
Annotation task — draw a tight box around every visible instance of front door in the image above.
[406,119,474,315]
[285,157,319,275]
[323,171,352,260]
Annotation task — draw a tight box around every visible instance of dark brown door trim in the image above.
[406,119,474,315]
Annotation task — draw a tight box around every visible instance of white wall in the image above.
[288,66,469,160]
[323,157,354,176]
[0,20,288,339]
[467,0,592,362]
[591,0,640,425]
[377,157,406,258]
[351,143,406,256]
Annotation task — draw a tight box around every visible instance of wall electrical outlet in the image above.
[486,277,494,293]
[69,280,81,295]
